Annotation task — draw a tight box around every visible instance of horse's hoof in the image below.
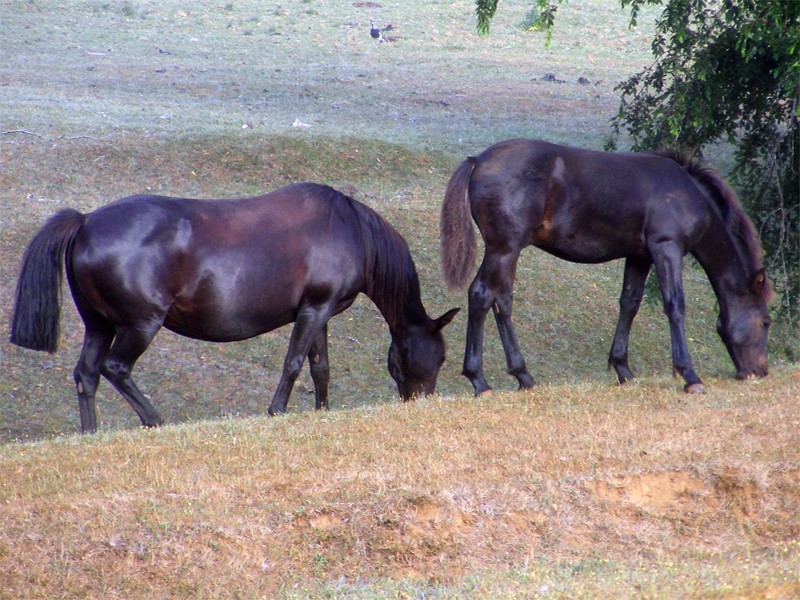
[477,389,493,397]
[517,375,536,389]
[684,383,706,394]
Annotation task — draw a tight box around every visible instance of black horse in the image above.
[440,139,771,395]
[11,183,459,432]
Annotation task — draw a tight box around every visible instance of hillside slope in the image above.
[1,373,798,597]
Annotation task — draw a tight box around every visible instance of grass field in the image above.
[1,0,798,597]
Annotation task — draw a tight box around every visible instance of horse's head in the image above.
[716,270,771,379]
[388,308,459,400]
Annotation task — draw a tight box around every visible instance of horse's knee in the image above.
[619,295,642,314]
[282,356,305,380]
[74,368,100,396]
[468,279,495,309]
[100,359,131,383]
[661,295,686,319]
[309,359,329,381]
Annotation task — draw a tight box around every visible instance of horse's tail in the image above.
[10,209,85,353]
[440,157,478,291]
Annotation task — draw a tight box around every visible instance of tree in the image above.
[475,0,800,357]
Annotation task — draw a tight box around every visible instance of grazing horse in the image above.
[440,139,771,395]
[11,183,459,432]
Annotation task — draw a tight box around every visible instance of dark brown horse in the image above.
[11,183,458,432]
[440,139,771,395]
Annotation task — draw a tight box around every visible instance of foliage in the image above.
[476,0,800,354]
[475,0,500,34]
[477,0,559,40]
[616,0,800,353]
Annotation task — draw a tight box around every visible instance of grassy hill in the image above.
[1,0,798,596]
[1,380,799,597]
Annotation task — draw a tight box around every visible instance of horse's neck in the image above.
[365,264,429,335]
[691,216,753,310]
[362,235,429,334]
[372,288,429,336]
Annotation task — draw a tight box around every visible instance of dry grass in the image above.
[1,372,798,597]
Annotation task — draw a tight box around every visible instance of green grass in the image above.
[1,0,798,596]
[1,0,655,148]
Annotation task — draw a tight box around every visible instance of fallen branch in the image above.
[2,129,44,138]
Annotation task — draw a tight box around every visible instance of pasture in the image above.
[1,0,798,596]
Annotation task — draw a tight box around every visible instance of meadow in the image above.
[1,0,798,596]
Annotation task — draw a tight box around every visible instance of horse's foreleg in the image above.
[465,249,533,394]
[608,258,650,384]
[650,245,705,393]
[307,325,330,411]
[100,325,164,428]
[269,306,330,416]
[73,322,114,433]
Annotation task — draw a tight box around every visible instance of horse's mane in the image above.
[321,186,422,329]
[658,149,771,299]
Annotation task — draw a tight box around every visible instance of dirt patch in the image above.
[400,495,474,547]
[586,465,800,535]
[309,512,344,530]
[591,470,707,509]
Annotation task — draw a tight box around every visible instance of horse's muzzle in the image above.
[736,365,768,380]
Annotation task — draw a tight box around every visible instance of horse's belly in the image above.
[533,234,644,264]
[531,209,648,264]
[163,301,296,343]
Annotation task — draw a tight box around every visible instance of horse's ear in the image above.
[431,308,460,332]
[750,269,772,300]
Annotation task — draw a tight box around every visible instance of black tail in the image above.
[10,209,85,353]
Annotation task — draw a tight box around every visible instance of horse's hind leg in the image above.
[492,285,535,390]
[608,258,650,384]
[100,325,164,427]
[308,325,330,410]
[74,320,115,433]
[464,248,534,394]
[463,265,494,395]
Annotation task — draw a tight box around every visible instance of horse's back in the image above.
[73,186,356,268]
[468,139,710,262]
